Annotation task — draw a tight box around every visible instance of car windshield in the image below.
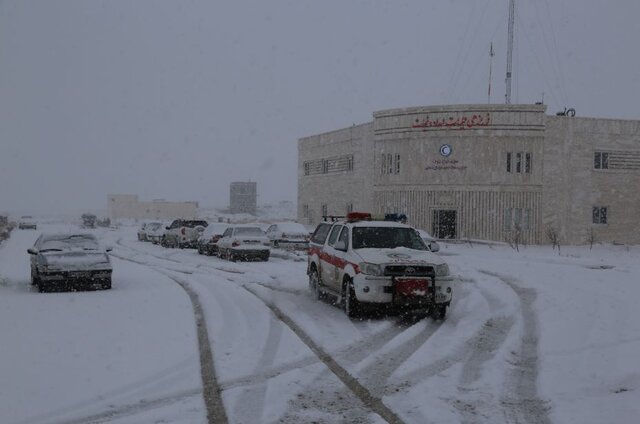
[276,223,307,233]
[202,224,229,237]
[40,234,100,251]
[235,227,264,236]
[352,227,427,250]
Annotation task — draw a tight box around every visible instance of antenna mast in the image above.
[488,42,495,103]
[505,0,515,104]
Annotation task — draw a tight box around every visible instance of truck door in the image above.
[320,224,343,290]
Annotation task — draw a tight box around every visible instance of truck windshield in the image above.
[352,227,427,250]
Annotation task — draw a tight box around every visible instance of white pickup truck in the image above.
[307,213,453,319]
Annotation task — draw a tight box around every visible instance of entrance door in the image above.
[432,209,457,239]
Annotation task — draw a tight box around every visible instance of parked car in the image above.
[416,229,441,253]
[307,212,453,319]
[137,221,163,242]
[196,223,230,255]
[141,222,165,244]
[266,222,310,249]
[217,225,270,261]
[81,213,97,228]
[27,233,113,292]
[137,222,150,241]
[161,219,208,248]
[18,215,37,230]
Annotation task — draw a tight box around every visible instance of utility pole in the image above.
[505,0,515,104]
[488,42,495,103]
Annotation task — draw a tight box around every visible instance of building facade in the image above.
[298,104,640,245]
[107,194,198,220]
[230,182,257,215]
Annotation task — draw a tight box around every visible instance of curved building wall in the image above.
[298,104,640,245]
[372,104,545,244]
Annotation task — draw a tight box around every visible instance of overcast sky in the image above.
[1,0,638,213]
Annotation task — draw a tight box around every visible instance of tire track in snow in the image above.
[108,250,228,424]
[157,271,229,424]
[478,270,551,424]
[49,389,202,424]
[232,314,284,423]
[243,285,407,424]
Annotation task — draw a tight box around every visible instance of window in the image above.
[327,225,343,246]
[304,162,310,176]
[504,208,512,230]
[337,227,349,249]
[506,151,532,174]
[346,202,353,213]
[321,159,328,174]
[594,152,609,169]
[381,153,400,174]
[310,223,332,245]
[303,204,309,218]
[321,203,327,218]
[592,207,607,224]
[347,155,354,171]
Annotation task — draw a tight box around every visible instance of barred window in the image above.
[592,206,607,224]
[594,152,609,169]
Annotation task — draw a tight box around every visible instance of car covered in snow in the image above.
[18,215,37,230]
[137,221,163,242]
[28,233,113,292]
[143,221,166,244]
[265,222,310,249]
[217,225,270,261]
[196,223,230,255]
[307,212,453,319]
[416,229,440,253]
[161,219,208,248]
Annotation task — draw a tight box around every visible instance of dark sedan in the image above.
[28,233,113,292]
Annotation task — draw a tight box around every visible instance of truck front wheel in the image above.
[343,278,361,319]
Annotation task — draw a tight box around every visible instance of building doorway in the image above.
[432,209,457,239]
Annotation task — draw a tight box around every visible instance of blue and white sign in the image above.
[439,144,453,157]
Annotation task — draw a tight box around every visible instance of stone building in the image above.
[107,194,198,220]
[230,182,257,215]
[298,104,640,245]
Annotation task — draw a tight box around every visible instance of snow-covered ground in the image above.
[1,223,639,424]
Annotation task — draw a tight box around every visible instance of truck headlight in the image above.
[359,262,383,276]
[435,263,450,277]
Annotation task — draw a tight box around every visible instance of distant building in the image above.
[298,104,640,245]
[107,194,198,220]
[230,182,257,215]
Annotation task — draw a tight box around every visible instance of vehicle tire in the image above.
[161,236,167,248]
[37,280,48,293]
[309,268,323,300]
[432,305,447,320]
[230,252,237,262]
[343,278,361,319]
[102,279,112,290]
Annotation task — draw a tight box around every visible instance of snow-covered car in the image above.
[27,233,113,292]
[196,223,230,255]
[307,212,453,319]
[18,215,37,230]
[217,225,270,261]
[265,222,310,250]
[137,221,162,242]
[144,222,166,244]
[161,219,208,248]
[416,229,440,253]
